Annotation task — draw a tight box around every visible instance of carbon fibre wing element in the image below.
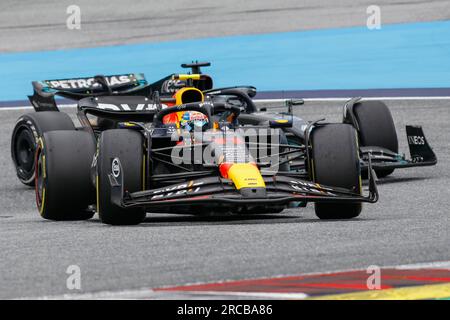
[361,125,437,171]
[109,158,378,210]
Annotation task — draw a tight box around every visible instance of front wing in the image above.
[108,159,378,211]
[361,125,437,171]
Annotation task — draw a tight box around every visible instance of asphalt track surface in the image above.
[0,99,448,299]
[1,0,450,52]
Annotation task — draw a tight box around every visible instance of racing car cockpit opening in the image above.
[177,87,204,104]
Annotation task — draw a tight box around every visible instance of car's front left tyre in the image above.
[36,130,95,220]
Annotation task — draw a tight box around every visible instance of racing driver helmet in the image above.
[179,111,209,132]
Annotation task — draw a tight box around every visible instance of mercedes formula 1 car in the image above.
[97,61,437,179]
[163,62,437,179]
[11,71,379,224]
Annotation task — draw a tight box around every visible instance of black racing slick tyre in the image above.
[96,129,146,225]
[35,130,95,220]
[311,124,362,219]
[353,101,398,178]
[11,112,75,186]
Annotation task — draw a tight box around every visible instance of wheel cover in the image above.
[14,127,36,177]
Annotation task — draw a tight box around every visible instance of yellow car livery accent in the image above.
[174,87,204,105]
[173,74,201,81]
[227,163,266,190]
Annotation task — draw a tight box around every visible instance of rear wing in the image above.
[28,73,151,111]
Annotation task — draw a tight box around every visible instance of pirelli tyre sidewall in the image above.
[353,100,398,178]
[11,112,75,186]
[36,130,95,220]
[311,124,363,219]
[96,129,146,225]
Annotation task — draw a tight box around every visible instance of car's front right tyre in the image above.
[96,129,146,225]
[311,124,362,220]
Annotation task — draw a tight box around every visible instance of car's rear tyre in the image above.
[353,101,398,178]
[96,129,146,225]
[36,130,95,220]
[11,112,75,186]
[311,124,362,219]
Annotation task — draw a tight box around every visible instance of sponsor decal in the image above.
[45,75,133,90]
[290,180,336,195]
[150,181,204,200]
[412,156,424,163]
[408,135,425,145]
[25,120,39,141]
[161,79,186,94]
[96,103,167,111]
[111,158,121,178]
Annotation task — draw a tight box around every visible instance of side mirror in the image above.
[286,99,304,114]
[289,99,304,106]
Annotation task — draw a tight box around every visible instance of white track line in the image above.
[22,291,309,300]
[1,96,449,111]
[169,291,309,299]
[16,260,450,300]
[0,104,77,111]
[394,261,450,270]
[255,96,450,103]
